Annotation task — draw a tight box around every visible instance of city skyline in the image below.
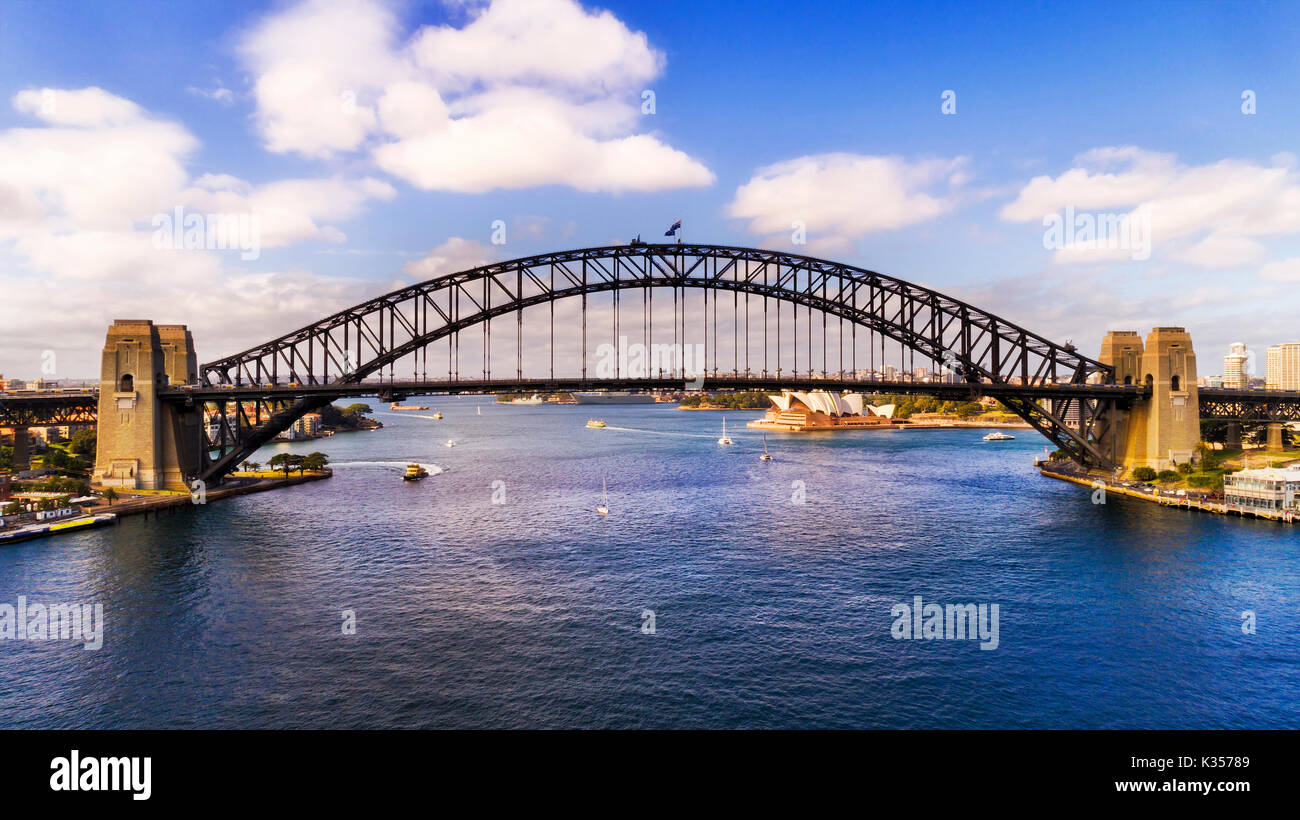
[3,0,1300,377]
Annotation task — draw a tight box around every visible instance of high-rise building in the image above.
[1224,342,1250,389]
[1266,343,1300,390]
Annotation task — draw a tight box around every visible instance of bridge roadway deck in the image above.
[158,377,1143,403]
[5,383,1300,422]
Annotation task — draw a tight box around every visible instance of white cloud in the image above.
[1002,146,1300,268]
[187,85,236,105]
[401,237,498,279]
[180,174,396,248]
[408,0,662,93]
[726,153,968,249]
[238,0,406,158]
[12,86,146,127]
[237,0,713,192]
[0,87,397,376]
[1260,257,1300,282]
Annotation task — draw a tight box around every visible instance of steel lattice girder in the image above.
[199,244,1111,390]
[0,394,98,427]
[181,244,1300,481]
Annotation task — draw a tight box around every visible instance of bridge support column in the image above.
[1100,327,1199,472]
[1226,421,1243,451]
[11,426,30,471]
[92,320,201,491]
[1267,422,1284,451]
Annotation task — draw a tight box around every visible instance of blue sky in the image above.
[1,0,1298,377]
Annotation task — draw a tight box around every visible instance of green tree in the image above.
[268,452,294,477]
[42,448,72,470]
[2,501,20,516]
[69,428,97,456]
[301,452,329,472]
[318,404,345,428]
[1131,466,1158,482]
[102,487,118,506]
[342,403,373,419]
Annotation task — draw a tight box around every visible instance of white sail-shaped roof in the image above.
[788,391,816,413]
[777,390,883,416]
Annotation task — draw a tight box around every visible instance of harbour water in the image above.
[1,395,1297,729]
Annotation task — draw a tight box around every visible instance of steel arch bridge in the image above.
[185,243,1133,482]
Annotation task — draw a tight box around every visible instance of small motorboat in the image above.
[403,463,429,481]
[444,439,456,448]
[760,434,772,461]
[718,418,734,445]
[597,476,609,517]
[586,419,606,428]
[983,431,1015,441]
[433,411,443,419]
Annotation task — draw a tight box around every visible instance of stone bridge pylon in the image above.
[1098,327,1200,471]
[93,319,202,490]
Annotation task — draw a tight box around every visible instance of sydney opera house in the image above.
[746,390,899,432]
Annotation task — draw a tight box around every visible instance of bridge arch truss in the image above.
[193,244,1123,481]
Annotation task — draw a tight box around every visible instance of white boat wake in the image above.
[600,425,732,440]
[329,460,445,475]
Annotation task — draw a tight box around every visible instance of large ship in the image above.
[572,391,657,405]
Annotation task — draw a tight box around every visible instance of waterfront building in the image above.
[1223,342,1250,389]
[1265,343,1300,390]
[748,390,898,432]
[1223,464,1300,512]
[293,413,322,438]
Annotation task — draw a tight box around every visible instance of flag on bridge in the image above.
[664,219,682,237]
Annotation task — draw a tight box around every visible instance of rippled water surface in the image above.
[2,396,1298,728]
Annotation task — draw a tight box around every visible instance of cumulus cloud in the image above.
[401,237,498,279]
[180,174,396,248]
[12,86,147,127]
[237,0,713,192]
[1001,146,1300,267]
[726,153,968,250]
[0,87,395,375]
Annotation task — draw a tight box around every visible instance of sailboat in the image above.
[477,405,482,416]
[760,434,772,460]
[596,476,609,516]
[718,418,734,446]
